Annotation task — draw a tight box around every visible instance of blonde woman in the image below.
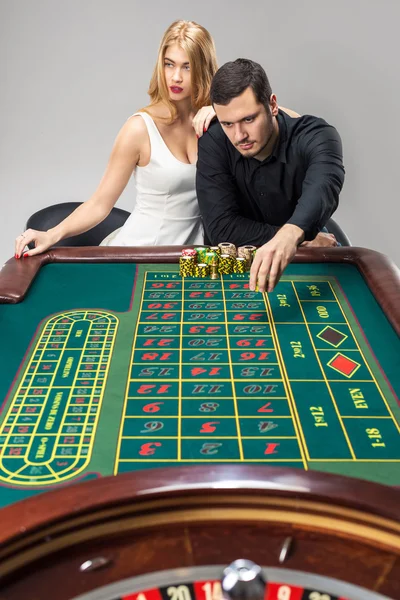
[15,20,218,257]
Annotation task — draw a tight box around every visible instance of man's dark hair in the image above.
[210,58,273,108]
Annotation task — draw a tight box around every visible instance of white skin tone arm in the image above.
[14,115,146,258]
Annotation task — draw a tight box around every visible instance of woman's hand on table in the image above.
[14,229,58,259]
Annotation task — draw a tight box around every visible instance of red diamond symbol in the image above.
[328,353,360,378]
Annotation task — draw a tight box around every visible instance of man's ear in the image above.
[269,94,279,116]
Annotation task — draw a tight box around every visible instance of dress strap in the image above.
[130,111,169,159]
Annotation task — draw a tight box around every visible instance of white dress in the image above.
[101,112,204,246]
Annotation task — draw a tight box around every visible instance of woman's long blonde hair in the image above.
[145,20,218,122]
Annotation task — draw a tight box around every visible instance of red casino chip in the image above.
[182,249,197,257]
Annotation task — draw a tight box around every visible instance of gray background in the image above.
[1,0,399,266]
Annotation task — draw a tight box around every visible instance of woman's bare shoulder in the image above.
[108,114,150,160]
[114,113,150,150]
[125,112,149,134]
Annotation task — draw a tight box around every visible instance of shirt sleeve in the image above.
[196,130,278,246]
[286,121,345,241]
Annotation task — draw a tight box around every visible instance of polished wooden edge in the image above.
[1,465,400,547]
[1,246,399,336]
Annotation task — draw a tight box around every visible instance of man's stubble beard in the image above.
[241,110,275,160]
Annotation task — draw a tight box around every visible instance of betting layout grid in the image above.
[0,311,118,486]
[1,265,399,485]
[114,268,400,471]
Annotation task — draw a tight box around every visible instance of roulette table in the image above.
[0,246,399,598]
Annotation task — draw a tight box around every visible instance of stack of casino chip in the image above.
[218,253,234,274]
[179,255,195,276]
[180,244,256,277]
[234,257,246,273]
[195,263,209,277]
[204,250,219,266]
[238,245,257,270]
[218,242,237,258]
[194,246,209,264]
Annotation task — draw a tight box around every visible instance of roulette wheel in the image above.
[0,465,399,599]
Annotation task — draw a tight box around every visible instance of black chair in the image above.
[325,217,351,246]
[25,203,351,248]
[25,202,131,247]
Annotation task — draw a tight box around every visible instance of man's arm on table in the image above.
[196,130,278,246]
[286,121,345,241]
[251,122,345,292]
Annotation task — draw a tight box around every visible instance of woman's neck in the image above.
[172,97,194,123]
[147,98,194,125]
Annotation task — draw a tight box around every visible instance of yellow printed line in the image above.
[118,459,303,463]
[27,311,117,482]
[129,379,283,383]
[47,463,58,477]
[30,359,60,363]
[287,379,374,383]
[263,293,308,470]
[0,318,62,479]
[18,386,112,390]
[126,396,289,401]
[121,436,297,440]
[341,416,393,419]
[6,444,88,449]
[328,281,400,436]
[123,415,293,419]
[273,322,347,325]
[113,272,148,475]
[128,396,289,402]
[327,380,374,383]
[308,459,400,463]
[133,349,276,353]
[138,321,229,325]
[11,310,119,482]
[292,282,357,460]
[180,363,276,366]
[57,347,112,351]
[52,311,93,480]
[178,278,184,460]
[140,309,270,313]
[221,275,244,461]
[133,362,180,366]
[78,312,119,475]
[134,334,273,338]
[3,456,307,463]
[317,349,360,352]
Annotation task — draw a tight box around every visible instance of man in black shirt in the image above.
[196,59,345,293]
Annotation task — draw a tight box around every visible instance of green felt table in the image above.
[0,246,399,510]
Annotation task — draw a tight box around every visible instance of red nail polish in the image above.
[16,254,19,259]
[23,253,28,258]
[196,134,199,139]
